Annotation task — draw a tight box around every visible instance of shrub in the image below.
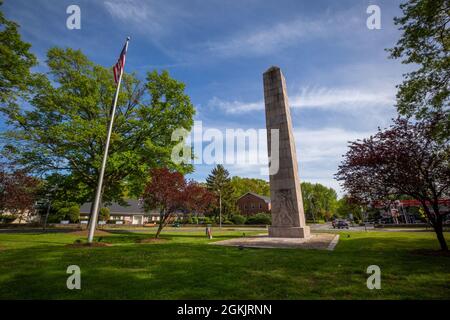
[231,214,246,225]
[53,205,80,223]
[246,213,271,225]
[223,219,234,225]
[66,206,80,223]
[203,217,212,224]
[99,207,110,221]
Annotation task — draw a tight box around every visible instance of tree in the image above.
[336,117,450,250]
[336,196,365,222]
[388,0,449,126]
[183,181,217,217]
[99,207,110,222]
[0,162,40,222]
[0,2,38,106]
[230,176,270,199]
[143,168,215,238]
[206,165,236,218]
[0,47,195,207]
[301,182,338,221]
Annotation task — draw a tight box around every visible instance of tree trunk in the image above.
[155,211,169,238]
[425,203,448,251]
[432,205,448,251]
[155,220,164,238]
[433,221,448,251]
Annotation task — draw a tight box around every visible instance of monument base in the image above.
[269,226,310,238]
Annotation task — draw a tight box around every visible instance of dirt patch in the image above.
[411,249,450,257]
[68,229,112,236]
[137,238,168,244]
[67,242,112,248]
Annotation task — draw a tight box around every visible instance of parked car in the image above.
[333,220,349,229]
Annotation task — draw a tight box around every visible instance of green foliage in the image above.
[65,206,80,223]
[231,214,246,225]
[0,47,195,205]
[57,205,80,223]
[230,176,269,199]
[246,213,271,225]
[203,217,212,224]
[99,207,110,221]
[388,0,449,127]
[301,182,338,221]
[206,165,236,217]
[187,216,199,224]
[46,201,80,223]
[336,196,364,221]
[0,2,38,105]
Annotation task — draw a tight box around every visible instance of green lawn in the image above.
[0,229,449,299]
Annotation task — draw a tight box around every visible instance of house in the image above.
[79,199,161,225]
[236,192,271,216]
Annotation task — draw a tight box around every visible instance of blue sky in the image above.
[3,0,409,195]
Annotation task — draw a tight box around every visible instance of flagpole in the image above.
[88,36,130,243]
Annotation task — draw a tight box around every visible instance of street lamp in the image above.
[218,189,222,229]
[307,194,316,223]
[42,186,57,232]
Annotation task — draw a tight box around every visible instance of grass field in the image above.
[0,229,449,299]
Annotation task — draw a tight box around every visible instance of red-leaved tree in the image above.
[143,168,216,238]
[0,163,40,222]
[336,117,450,250]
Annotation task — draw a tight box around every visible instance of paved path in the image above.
[211,233,338,250]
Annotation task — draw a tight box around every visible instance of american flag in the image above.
[113,43,127,84]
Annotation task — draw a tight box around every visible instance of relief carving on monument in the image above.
[272,189,295,226]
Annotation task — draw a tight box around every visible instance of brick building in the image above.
[236,192,271,216]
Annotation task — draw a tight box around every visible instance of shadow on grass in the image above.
[0,231,449,299]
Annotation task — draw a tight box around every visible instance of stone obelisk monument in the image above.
[263,66,310,238]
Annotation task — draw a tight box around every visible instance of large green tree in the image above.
[206,165,236,218]
[301,182,338,222]
[230,176,270,199]
[388,0,449,125]
[336,196,365,222]
[0,2,37,106]
[0,47,195,205]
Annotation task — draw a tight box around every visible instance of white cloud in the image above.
[205,18,326,57]
[207,97,262,114]
[204,9,364,58]
[103,0,186,39]
[290,86,395,110]
[232,127,372,195]
[186,124,372,195]
[209,85,395,114]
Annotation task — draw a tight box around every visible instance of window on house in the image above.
[251,203,255,209]
[259,203,262,209]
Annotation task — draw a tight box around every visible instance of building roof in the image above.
[79,199,159,215]
[237,192,271,203]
